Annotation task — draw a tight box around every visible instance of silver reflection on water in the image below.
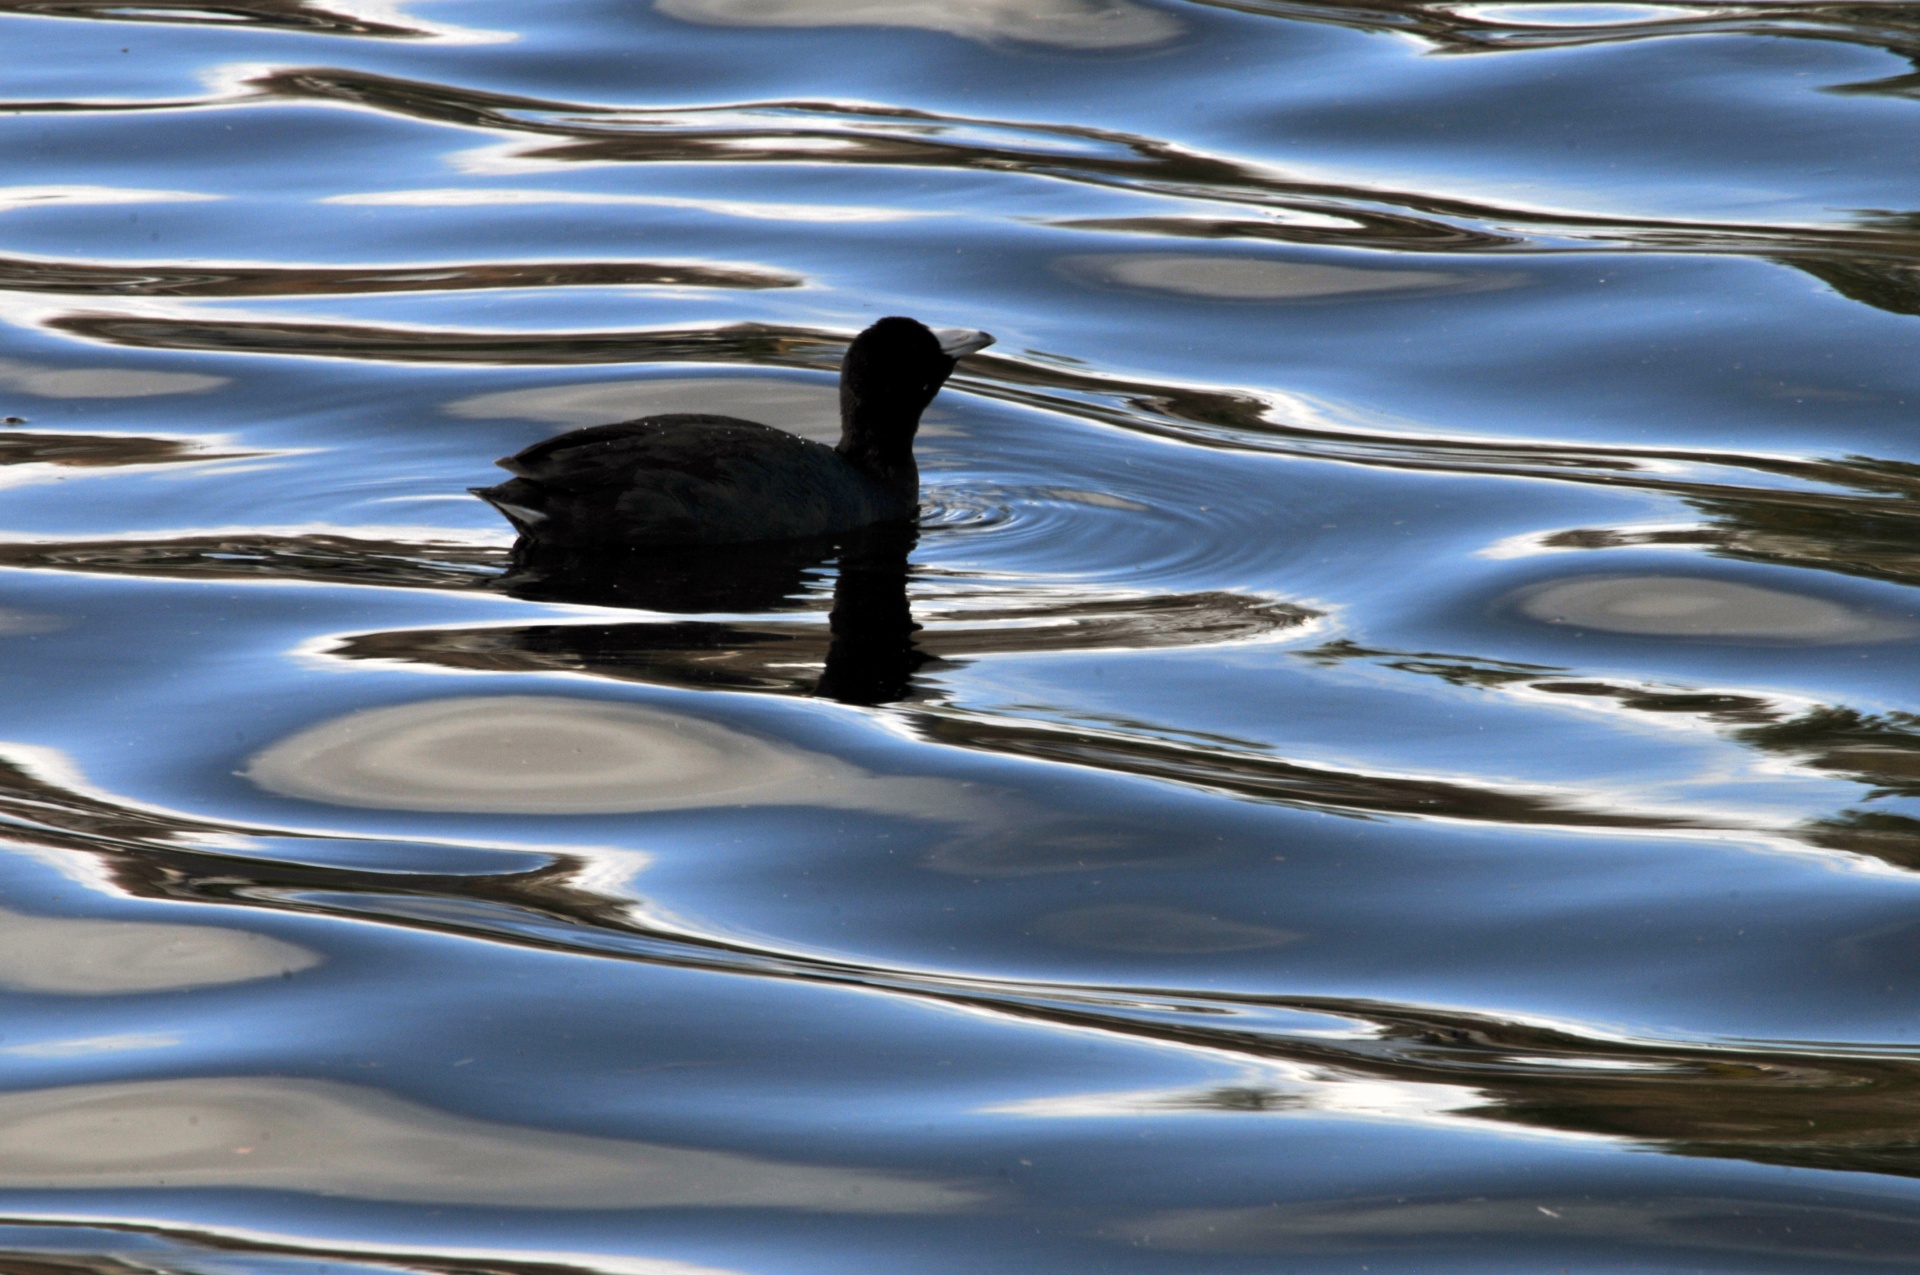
[0,609,63,635]
[1513,574,1912,642]
[327,189,923,222]
[249,695,891,814]
[1064,255,1486,301]
[0,1076,973,1211]
[0,906,319,994]
[0,186,221,213]
[655,0,1180,47]
[0,359,227,399]
[1033,904,1301,954]
[1454,3,1699,26]
[18,1231,752,1275]
[447,376,843,441]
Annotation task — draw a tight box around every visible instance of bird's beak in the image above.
[932,327,995,358]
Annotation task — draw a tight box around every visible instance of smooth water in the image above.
[4,0,1920,1270]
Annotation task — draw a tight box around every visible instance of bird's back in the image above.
[474,414,909,546]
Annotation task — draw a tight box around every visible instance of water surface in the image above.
[5,0,1920,1270]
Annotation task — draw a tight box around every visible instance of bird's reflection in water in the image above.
[499,533,837,614]
[493,522,924,706]
[814,523,926,705]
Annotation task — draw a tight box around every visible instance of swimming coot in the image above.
[472,316,994,546]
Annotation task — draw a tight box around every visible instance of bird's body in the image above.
[473,317,992,547]
[477,413,908,546]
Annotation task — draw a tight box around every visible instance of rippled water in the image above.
[6,0,1920,1270]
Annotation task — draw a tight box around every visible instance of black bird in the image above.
[472,316,994,546]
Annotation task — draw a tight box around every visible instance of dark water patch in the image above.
[1739,707,1920,800]
[0,1220,775,1275]
[1048,211,1517,252]
[913,706,1713,832]
[0,739,679,946]
[1193,0,1920,75]
[0,743,285,859]
[1533,473,1920,595]
[0,531,506,590]
[1296,638,1920,869]
[1791,252,1920,319]
[915,589,1316,653]
[341,620,830,693]
[1293,637,1568,691]
[0,0,436,38]
[327,588,1313,697]
[937,989,1920,1183]
[46,315,843,367]
[0,428,250,468]
[0,738,550,882]
[0,254,802,297]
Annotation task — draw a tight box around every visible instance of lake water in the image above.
[4,0,1920,1270]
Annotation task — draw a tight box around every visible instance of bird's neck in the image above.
[836,408,919,492]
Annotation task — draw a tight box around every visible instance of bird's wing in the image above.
[496,415,810,489]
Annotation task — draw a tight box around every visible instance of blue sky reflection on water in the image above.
[5,0,1920,1269]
